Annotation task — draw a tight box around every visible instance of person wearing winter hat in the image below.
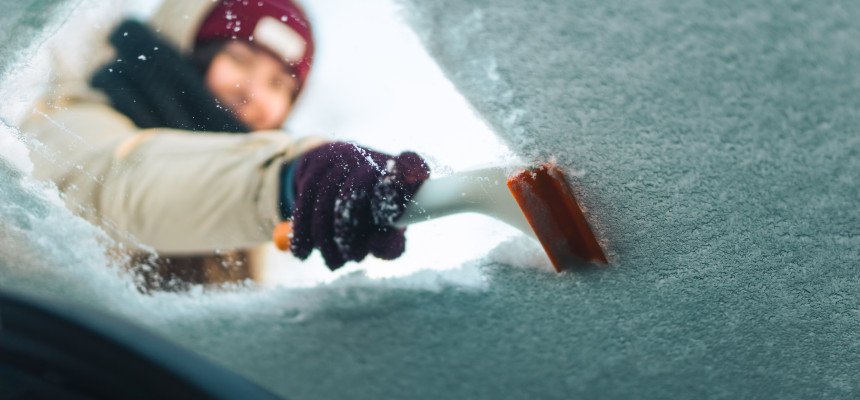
[21,0,429,290]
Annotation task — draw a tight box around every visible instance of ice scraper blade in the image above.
[506,165,608,269]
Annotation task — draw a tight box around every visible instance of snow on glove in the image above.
[290,142,430,270]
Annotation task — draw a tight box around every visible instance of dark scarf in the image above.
[91,19,250,133]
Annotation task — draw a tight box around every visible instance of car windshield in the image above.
[2,0,858,398]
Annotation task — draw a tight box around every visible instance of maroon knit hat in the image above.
[196,0,314,93]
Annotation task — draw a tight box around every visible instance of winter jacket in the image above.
[20,0,325,285]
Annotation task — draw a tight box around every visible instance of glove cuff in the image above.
[278,160,300,220]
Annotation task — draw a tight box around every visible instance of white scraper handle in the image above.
[394,166,537,240]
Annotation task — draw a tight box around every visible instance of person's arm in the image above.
[23,100,325,254]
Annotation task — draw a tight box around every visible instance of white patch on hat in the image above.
[254,16,306,62]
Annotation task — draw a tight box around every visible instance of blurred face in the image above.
[205,41,298,131]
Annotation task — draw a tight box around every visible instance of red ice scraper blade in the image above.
[507,165,607,271]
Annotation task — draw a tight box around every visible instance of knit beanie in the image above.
[195,0,314,94]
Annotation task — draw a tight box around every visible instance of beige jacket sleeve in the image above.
[22,90,326,255]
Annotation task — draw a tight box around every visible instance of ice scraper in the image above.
[274,164,607,271]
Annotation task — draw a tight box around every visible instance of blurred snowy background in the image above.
[2,0,859,398]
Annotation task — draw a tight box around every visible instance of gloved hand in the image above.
[289,142,430,270]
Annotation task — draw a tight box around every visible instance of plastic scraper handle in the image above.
[392,166,536,238]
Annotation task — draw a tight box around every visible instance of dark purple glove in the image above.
[290,142,430,270]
